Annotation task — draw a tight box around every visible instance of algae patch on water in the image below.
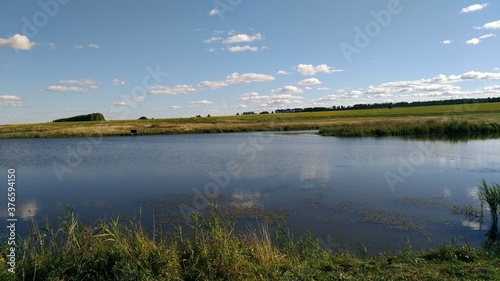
[141,192,293,226]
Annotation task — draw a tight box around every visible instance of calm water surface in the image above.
[1,132,499,253]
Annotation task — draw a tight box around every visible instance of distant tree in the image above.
[54,113,105,122]
[207,114,211,117]
[138,116,148,120]
[236,113,240,116]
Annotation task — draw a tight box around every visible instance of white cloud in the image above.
[209,9,219,16]
[223,33,262,44]
[480,33,496,39]
[168,105,182,109]
[0,95,25,107]
[238,91,302,107]
[475,19,500,30]
[317,70,500,104]
[113,96,145,107]
[466,38,480,45]
[276,70,290,75]
[460,3,489,13]
[467,34,496,45]
[189,100,213,105]
[198,80,228,89]
[149,85,197,95]
[48,42,57,49]
[298,78,322,85]
[317,87,331,91]
[88,43,99,48]
[75,45,84,49]
[226,72,275,84]
[442,40,452,44]
[203,37,222,43]
[43,78,99,93]
[0,34,36,50]
[225,45,258,52]
[112,78,125,85]
[271,85,303,95]
[43,86,89,93]
[238,92,265,102]
[295,64,342,75]
[60,78,98,89]
[205,31,265,53]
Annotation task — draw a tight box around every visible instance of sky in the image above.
[0,0,499,124]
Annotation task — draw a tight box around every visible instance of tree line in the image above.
[274,97,500,114]
[53,113,106,122]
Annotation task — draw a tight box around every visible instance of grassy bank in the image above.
[2,206,500,280]
[1,102,500,138]
[319,118,500,138]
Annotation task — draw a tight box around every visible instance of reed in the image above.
[2,204,500,280]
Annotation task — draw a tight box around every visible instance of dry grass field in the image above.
[1,102,499,138]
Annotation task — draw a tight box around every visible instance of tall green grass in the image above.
[2,204,500,280]
[319,119,500,138]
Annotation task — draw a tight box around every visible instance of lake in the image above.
[1,132,499,253]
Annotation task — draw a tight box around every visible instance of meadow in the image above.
[1,102,500,138]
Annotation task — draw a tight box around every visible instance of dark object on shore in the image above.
[53,113,105,122]
[138,116,148,120]
[131,129,138,134]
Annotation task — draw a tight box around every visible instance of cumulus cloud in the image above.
[43,86,90,93]
[203,37,222,43]
[59,78,99,89]
[226,72,275,84]
[467,33,496,45]
[198,80,228,89]
[295,64,342,75]
[209,9,219,16]
[271,86,303,95]
[466,38,480,45]
[475,19,500,30]
[112,78,125,85]
[156,72,275,95]
[0,34,36,50]
[88,43,100,48]
[225,45,258,52]
[298,78,322,85]
[460,3,489,13]
[189,100,213,105]
[113,96,145,107]
[74,45,84,49]
[149,85,197,95]
[204,31,265,53]
[0,95,25,107]
[223,33,262,44]
[276,70,290,75]
[43,78,98,93]
[442,40,452,44]
[315,70,500,105]
[238,91,302,107]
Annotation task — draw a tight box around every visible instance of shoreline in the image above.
[1,103,500,139]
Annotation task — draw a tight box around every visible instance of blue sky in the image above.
[1,0,499,124]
